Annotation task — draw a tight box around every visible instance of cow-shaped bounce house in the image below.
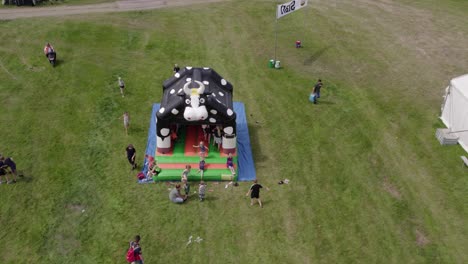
[156,67,237,154]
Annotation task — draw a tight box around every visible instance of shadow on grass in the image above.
[316,100,334,105]
[248,123,268,163]
[303,46,331,65]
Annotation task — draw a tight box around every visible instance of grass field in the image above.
[1,0,468,263]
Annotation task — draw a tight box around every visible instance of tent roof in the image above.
[451,74,468,98]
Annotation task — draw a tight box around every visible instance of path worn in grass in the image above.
[0,0,230,20]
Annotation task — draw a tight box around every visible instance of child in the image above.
[226,152,236,175]
[198,181,206,201]
[212,125,222,151]
[118,76,125,97]
[121,112,130,135]
[182,178,190,198]
[197,158,206,179]
[147,162,162,180]
[181,164,191,182]
[193,141,208,158]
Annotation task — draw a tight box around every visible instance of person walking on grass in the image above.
[121,112,130,135]
[127,235,143,264]
[126,144,137,170]
[198,181,206,201]
[312,79,323,104]
[246,179,265,208]
[118,76,125,97]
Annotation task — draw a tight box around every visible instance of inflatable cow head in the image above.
[183,80,208,121]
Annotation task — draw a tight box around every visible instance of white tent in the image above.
[440,74,468,152]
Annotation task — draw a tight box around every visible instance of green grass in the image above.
[1,0,468,263]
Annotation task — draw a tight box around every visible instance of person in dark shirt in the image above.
[0,155,16,184]
[312,79,323,104]
[246,179,264,208]
[173,64,180,73]
[0,159,8,184]
[126,144,137,170]
[129,235,143,264]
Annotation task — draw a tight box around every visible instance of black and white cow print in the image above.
[156,67,237,153]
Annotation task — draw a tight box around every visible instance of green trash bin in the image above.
[268,59,275,68]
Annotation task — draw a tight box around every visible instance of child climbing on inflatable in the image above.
[197,158,205,179]
[226,153,236,175]
[181,164,191,182]
[193,141,208,158]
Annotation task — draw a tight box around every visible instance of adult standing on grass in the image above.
[169,184,186,204]
[118,76,125,97]
[121,112,130,135]
[246,179,265,208]
[126,144,137,170]
[127,235,143,264]
[312,79,323,104]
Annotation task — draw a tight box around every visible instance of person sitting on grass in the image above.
[147,162,161,180]
[193,141,208,158]
[169,184,186,204]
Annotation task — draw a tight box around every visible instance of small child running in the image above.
[198,181,206,201]
[197,158,206,179]
[181,164,191,182]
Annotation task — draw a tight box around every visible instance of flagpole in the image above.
[274,0,279,62]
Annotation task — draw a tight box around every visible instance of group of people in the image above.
[0,154,18,184]
[169,179,207,204]
[169,177,266,208]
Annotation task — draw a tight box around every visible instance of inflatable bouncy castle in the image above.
[156,67,237,154]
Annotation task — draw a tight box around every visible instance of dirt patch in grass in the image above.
[382,176,401,200]
[415,229,430,247]
[66,203,86,213]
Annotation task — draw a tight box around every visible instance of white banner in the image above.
[277,0,308,19]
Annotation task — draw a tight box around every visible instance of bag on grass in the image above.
[309,93,316,103]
